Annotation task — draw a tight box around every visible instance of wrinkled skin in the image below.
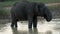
[11,1,52,29]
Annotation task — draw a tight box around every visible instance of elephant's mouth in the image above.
[44,15,52,22]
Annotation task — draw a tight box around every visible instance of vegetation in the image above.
[0,0,60,7]
[28,0,60,3]
[0,8,9,16]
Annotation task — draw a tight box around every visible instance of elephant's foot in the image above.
[15,25,17,28]
[28,25,32,29]
[11,24,14,28]
[33,25,37,29]
[33,27,37,29]
[28,26,32,29]
[11,24,17,28]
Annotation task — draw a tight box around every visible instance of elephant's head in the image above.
[37,3,52,22]
[43,7,52,22]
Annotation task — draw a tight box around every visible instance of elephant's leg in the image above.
[11,19,15,27]
[14,19,17,28]
[28,15,33,29]
[11,14,17,28]
[11,18,17,28]
[33,16,37,28]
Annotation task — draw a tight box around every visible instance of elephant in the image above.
[10,1,52,29]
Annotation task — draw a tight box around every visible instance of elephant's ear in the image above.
[44,7,52,22]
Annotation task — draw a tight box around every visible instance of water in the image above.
[0,19,60,34]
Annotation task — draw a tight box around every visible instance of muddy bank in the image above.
[0,19,11,24]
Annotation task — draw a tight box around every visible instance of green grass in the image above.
[0,1,16,7]
[0,0,22,7]
[28,0,60,3]
[0,0,60,7]
[0,8,9,16]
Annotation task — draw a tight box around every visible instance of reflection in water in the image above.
[29,29,33,34]
[33,28,38,34]
[45,30,52,34]
[11,27,38,34]
[11,27,18,34]
[29,28,38,34]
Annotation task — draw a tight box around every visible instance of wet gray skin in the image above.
[0,19,60,34]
